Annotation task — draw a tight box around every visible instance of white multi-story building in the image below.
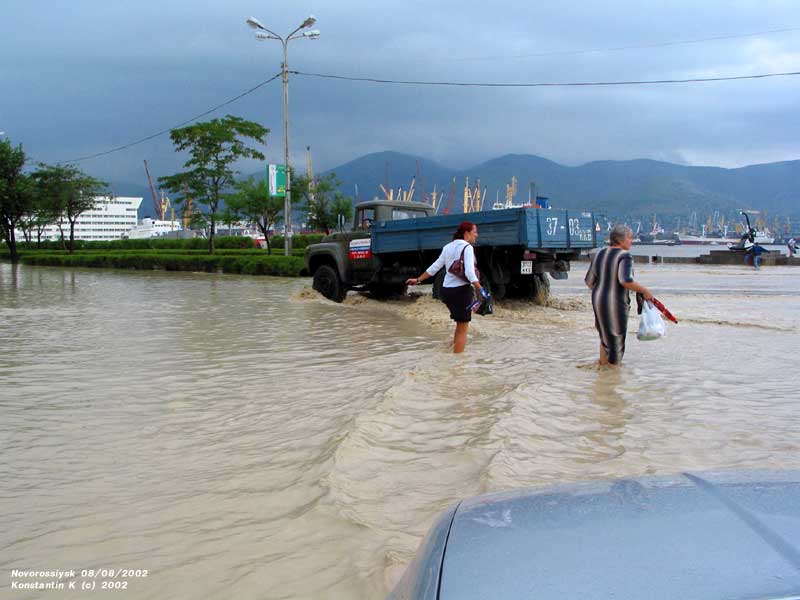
[40,196,143,241]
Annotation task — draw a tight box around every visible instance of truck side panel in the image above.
[371,208,596,254]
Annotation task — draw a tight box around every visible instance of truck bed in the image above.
[371,208,597,254]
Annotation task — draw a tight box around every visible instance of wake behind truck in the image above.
[304,199,599,303]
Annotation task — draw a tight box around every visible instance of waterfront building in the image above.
[36,196,143,242]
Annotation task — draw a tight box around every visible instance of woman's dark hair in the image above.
[453,221,476,240]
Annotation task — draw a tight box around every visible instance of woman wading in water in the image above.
[407,222,484,353]
[585,224,653,366]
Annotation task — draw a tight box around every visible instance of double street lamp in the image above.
[246,14,320,256]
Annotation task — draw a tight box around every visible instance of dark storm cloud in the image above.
[2,0,800,184]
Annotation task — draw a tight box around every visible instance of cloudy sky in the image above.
[3,0,800,185]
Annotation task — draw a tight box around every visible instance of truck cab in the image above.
[304,199,434,302]
[353,200,435,231]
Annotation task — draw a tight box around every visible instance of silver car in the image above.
[388,470,800,600]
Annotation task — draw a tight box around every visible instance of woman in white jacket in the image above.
[407,221,484,353]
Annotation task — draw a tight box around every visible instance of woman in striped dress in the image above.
[585,225,653,366]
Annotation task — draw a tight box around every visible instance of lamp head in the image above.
[246,16,266,30]
[301,15,316,28]
[302,30,321,39]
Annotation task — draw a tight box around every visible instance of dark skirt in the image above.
[440,284,473,323]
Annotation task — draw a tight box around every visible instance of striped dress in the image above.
[584,247,635,364]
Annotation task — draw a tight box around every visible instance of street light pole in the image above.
[246,15,319,257]
[281,39,291,257]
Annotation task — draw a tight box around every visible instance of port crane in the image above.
[182,182,193,230]
[379,177,416,203]
[461,177,484,213]
[143,160,176,227]
[143,160,163,220]
[443,177,456,215]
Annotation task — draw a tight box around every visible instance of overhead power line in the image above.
[58,72,282,164]
[48,65,800,166]
[448,26,800,62]
[293,69,800,87]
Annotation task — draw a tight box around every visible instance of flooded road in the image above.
[1,262,798,599]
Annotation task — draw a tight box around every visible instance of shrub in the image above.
[15,236,259,252]
[269,234,326,249]
[16,251,304,277]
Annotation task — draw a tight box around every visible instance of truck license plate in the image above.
[520,260,533,274]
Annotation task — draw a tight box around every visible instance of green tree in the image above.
[330,192,354,232]
[227,176,288,253]
[32,190,63,247]
[31,164,107,253]
[18,179,62,247]
[159,115,269,254]
[0,138,34,262]
[219,204,239,237]
[297,172,354,234]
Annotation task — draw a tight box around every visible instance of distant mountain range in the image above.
[319,151,800,220]
[114,150,800,222]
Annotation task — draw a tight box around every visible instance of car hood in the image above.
[440,470,800,600]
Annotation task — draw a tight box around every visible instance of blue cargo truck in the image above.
[304,199,598,303]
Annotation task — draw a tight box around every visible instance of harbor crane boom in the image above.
[444,177,456,215]
[143,160,163,220]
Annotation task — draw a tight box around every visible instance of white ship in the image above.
[751,230,775,244]
[676,225,739,245]
[125,217,183,239]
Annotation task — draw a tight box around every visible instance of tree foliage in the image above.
[226,176,286,253]
[158,115,269,254]
[296,173,354,234]
[31,164,107,253]
[0,138,33,261]
[18,181,63,247]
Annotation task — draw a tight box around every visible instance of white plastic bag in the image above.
[637,301,666,341]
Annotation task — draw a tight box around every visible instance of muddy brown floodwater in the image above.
[1,262,798,599]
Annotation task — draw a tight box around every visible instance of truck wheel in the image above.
[532,273,550,305]
[491,282,506,301]
[313,265,347,302]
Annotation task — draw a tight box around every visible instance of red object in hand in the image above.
[651,297,678,324]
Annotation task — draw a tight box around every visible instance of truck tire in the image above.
[532,273,550,305]
[507,274,550,303]
[313,264,347,302]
